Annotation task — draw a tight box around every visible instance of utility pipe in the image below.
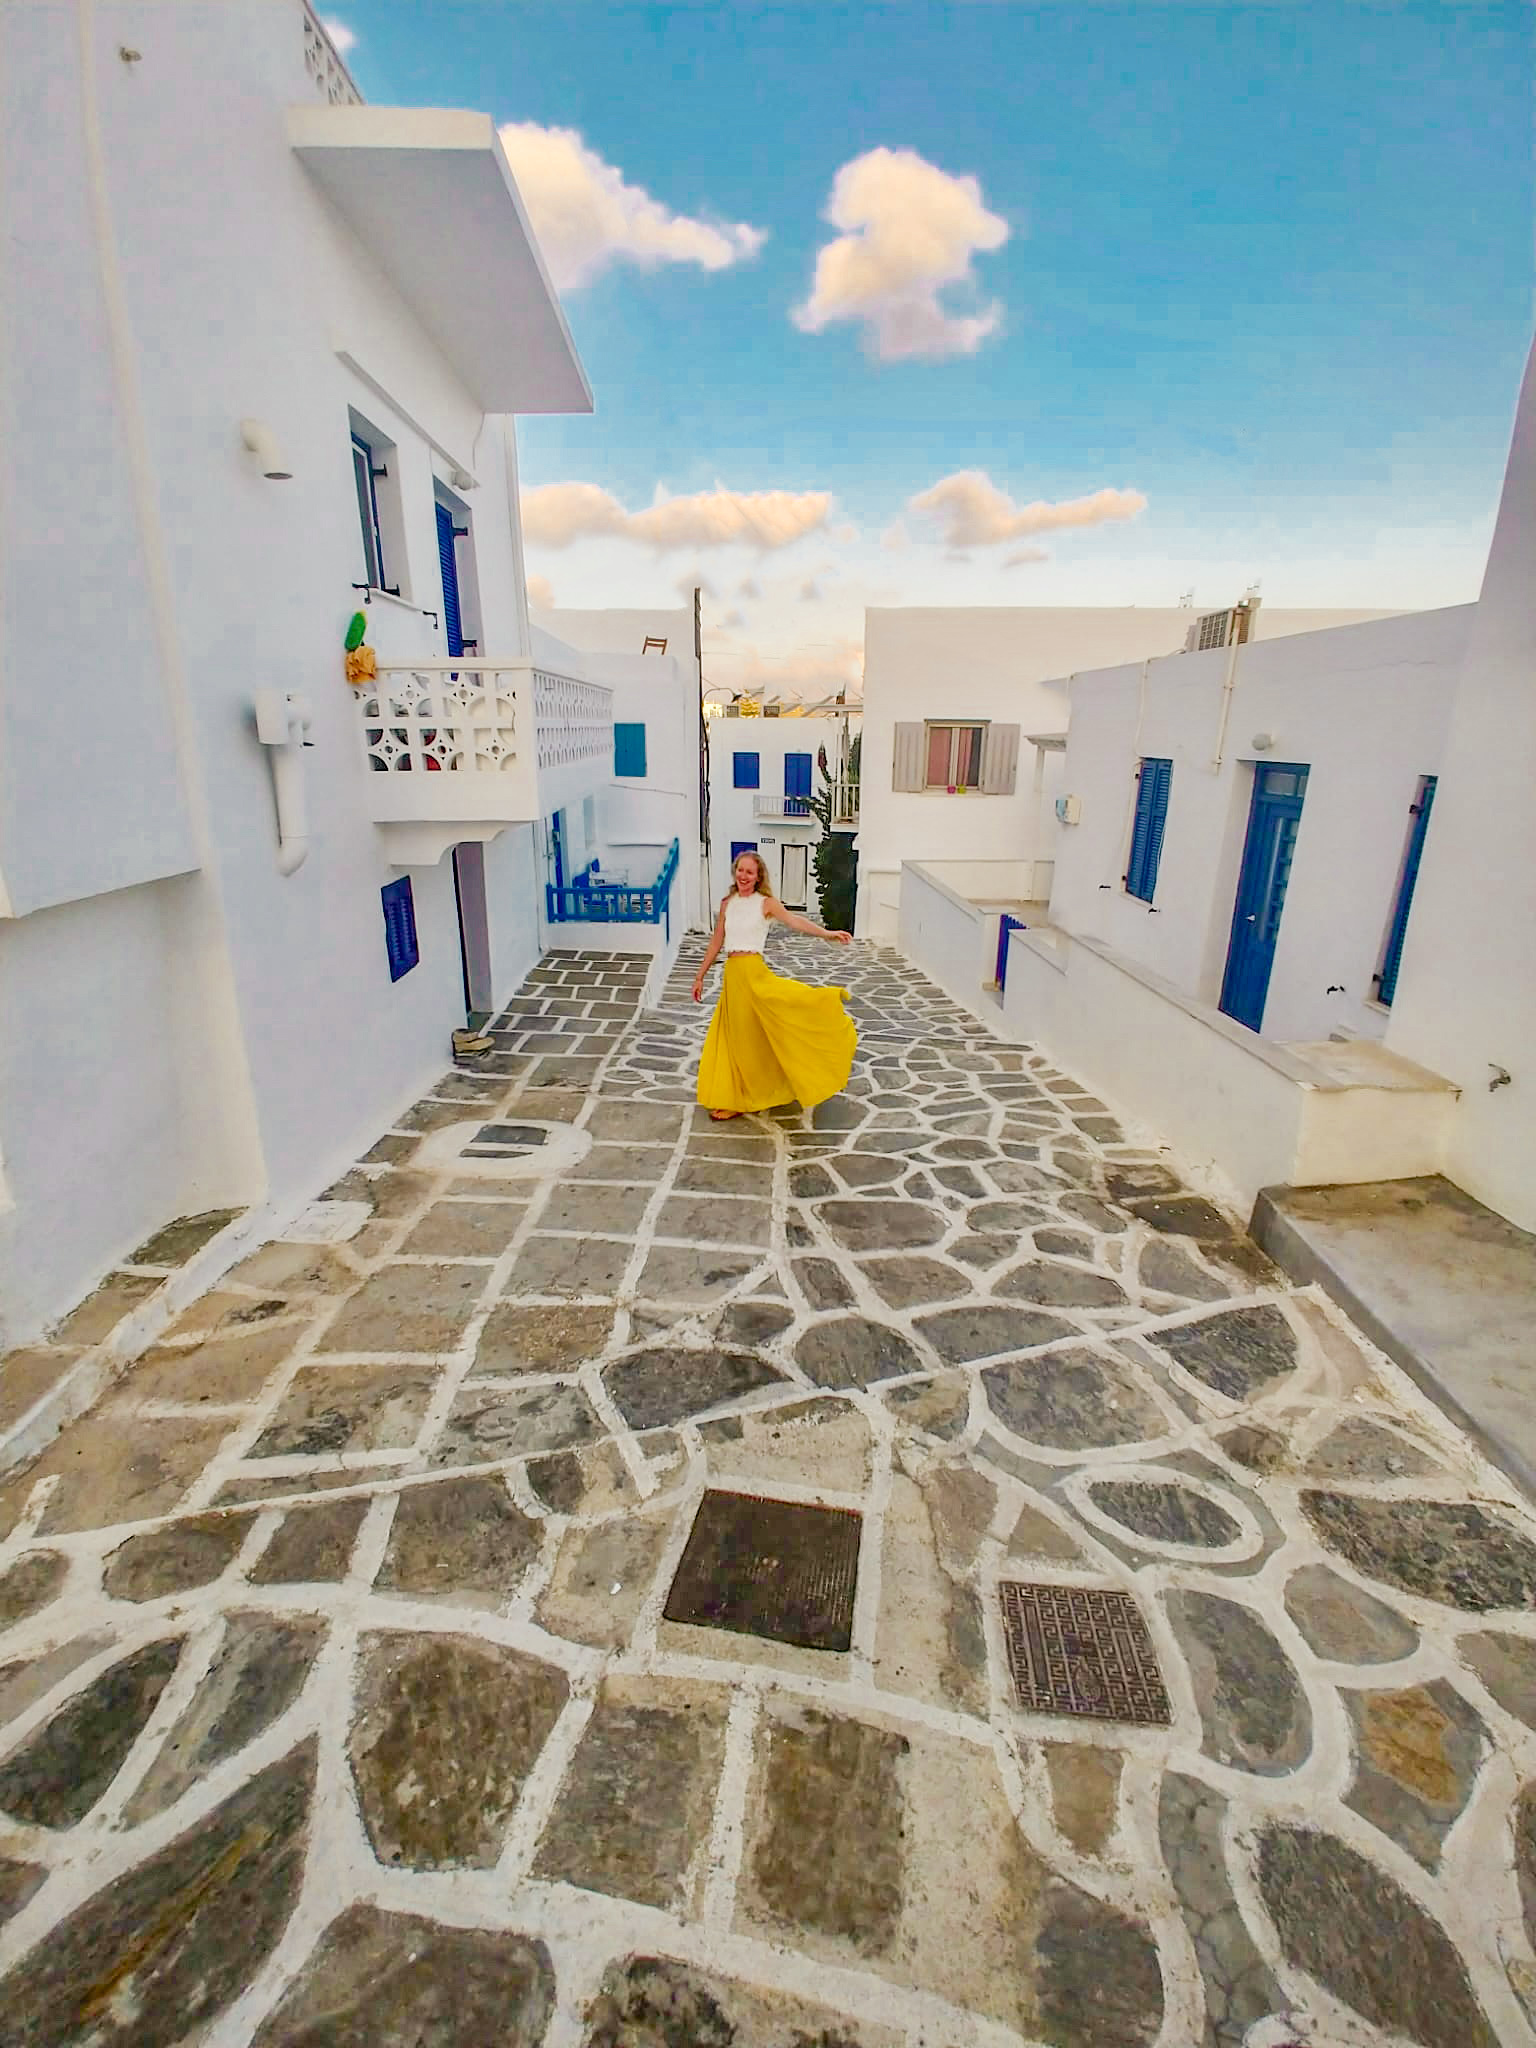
[1209,615,1246,773]
[254,691,314,874]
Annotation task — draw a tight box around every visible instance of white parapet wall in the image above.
[1002,923,1458,1214]
[896,862,1039,1019]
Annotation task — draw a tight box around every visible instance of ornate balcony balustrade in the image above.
[301,2,363,104]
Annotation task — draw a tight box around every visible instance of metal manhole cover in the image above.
[664,1490,862,1652]
[476,1124,548,1147]
[999,1582,1171,1726]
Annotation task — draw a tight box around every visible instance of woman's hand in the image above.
[827,930,853,945]
[692,976,705,1002]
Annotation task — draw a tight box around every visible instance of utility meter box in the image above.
[1055,794,1082,826]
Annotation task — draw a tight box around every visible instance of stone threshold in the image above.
[0,1208,252,1482]
[1252,1173,1536,1500]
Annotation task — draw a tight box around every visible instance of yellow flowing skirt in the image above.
[696,954,858,1113]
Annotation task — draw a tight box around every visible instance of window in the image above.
[614,722,647,777]
[435,490,480,655]
[381,877,419,982]
[733,751,760,789]
[925,724,985,789]
[352,431,387,591]
[1375,775,1437,1006]
[784,751,813,814]
[349,410,406,597]
[1125,758,1173,902]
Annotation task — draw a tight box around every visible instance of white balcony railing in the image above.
[749,780,860,824]
[356,659,612,865]
[301,1,364,105]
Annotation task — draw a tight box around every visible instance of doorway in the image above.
[780,842,809,909]
[1219,763,1309,1033]
[452,842,493,1025]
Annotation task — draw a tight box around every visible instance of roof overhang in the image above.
[1027,731,1069,752]
[289,105,593,416]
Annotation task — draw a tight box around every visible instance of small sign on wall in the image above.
[382,876,419,981]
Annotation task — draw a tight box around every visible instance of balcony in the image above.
[547,839,680,938]
[749,779,859,824]
[357,660,612,866]
[301,1,363,105]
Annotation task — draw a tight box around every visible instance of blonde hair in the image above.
[722,849,774,908]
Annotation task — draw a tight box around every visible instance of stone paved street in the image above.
[2,940,1536,2046]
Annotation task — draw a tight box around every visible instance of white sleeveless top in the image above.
[723,891,770,953]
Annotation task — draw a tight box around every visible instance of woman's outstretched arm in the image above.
[692,908,728,1000]
[767,900,852,943]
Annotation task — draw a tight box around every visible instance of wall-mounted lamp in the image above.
[1251,732,1277,752]
[240,418,292,481]
[449,467,476,491]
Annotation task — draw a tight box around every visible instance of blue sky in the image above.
[328,1,1532,698]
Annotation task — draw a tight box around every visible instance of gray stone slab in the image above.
[349,1633,567,1869]
[1254,1175,1536,1499]
[430,1383,603,1464]
[1166,1590,1311,1776]
[532,1675,728,1909]
[0,1744,314,2046]
[0,1550,67,1633]
[655,1195,773,1247]
[395,1202,528,1258]
[377,1477,540,1601]
[1283,1563,1420,1664]
[1149,1305,1297,1402]
[316,1264,483,1353]
[819,1201,945,1252]
[1089,1480,1242,1548]
[604,1347,789,1428]
[1302,1492,1536,1612]
[474,1303,614,1374]
[502,1233,631,1297]
[636,1245,760,1302]
[915,1303,1075,1365]
[249,1498,369,1585]
[250,1365,438,1458]
[103,1513,249,1601]
[794,1316,921,1389]
[1160,1773,1282,2046]
[536,1183,653,1235]
[793,1257,855,1311]
[994,1260,1128,1309]
[859,1256,972,1308]
[1459,1629,1536,1726]
[1342,1677,1487,1867]
[0,1638,182,1827]
[252,1905,554,2047]
[982,1347,1168,1451]
[1256,1824,1498,2047]
[583,1956,900,2048]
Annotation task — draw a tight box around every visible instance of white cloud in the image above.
[880,519,911,551]
[799,580,823,602]
[721,608,747,631]
[674,569,717,601]
[320,16,356,54]
[498,122,767,291]
[736,576,762,599]
[1004,547,1050,567]
[832,522,859,543]
[522,480,832,553]
[909,470,1147,547]
[793,147,1008,361]
[526,573,555,610]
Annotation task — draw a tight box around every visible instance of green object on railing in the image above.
[344,610,368,651]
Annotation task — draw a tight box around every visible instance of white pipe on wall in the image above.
[253,691,313,874]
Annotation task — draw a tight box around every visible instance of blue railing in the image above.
[546,838,679,937]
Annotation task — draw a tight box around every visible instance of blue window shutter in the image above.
[381,877,419,982]
[435,502,465,657]
[733,751,760,789]
[614,722,647,777]
[1126,757,1173,902]
[1377,775,1437,1006]
[785,751,813,810]
[730,840,758,863]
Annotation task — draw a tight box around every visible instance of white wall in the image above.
[0,0,584,1341]
[1387,339,1536,1230]
[857,605,1399,945]
[1046,608,1470,1047]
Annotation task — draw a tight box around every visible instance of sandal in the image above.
[709,1109,740,1122]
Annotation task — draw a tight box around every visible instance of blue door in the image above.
[436,502,465,657]
[550,810,566,891]
[1219,764,1309,1032]
[784,751,813,815]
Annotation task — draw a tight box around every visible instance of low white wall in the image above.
[897,865,1002,1020]
[915,859,1036,902]
[482,823,542,1007]
[1002,924,1456,1212]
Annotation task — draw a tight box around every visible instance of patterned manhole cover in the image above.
[664,1490,862,1652]
[476,1124,548,1147]
[998,1582,1171,1726]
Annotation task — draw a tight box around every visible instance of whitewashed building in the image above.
[0,3,687,1347]
[705,711,859,912]
[856,604,1393,954]
[959,335,1536,1230]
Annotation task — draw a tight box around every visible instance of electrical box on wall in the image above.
[1055,795,1082,826]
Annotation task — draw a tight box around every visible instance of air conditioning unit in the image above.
[1185,597,1260,653]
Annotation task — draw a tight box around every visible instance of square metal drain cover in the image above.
[664,1489,861,1652]
[999,1582,1171,1726]
[477,1124,548,1147]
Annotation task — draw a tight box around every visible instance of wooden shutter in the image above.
[1126,758,1173,901]
[435,502,465,656]
[980,723,1020,795]
[381,877,419,982]
[892,722,925,790]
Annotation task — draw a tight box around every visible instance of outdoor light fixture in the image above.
[1252,732,1277,752]
[449,467,477,490]
[240,418,292,480]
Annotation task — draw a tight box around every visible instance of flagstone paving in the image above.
[1,938,1535,2045]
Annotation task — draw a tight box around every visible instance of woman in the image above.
[692,851,857,1121]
